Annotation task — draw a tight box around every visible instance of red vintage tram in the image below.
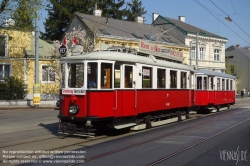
[58,50,235,135]
[194,70,235,112]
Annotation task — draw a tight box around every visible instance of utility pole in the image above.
[196,32,199,70]
[33,13,40,108]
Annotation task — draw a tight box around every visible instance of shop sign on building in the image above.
[139,40,183,62]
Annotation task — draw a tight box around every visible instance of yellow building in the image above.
[0,28,60,102]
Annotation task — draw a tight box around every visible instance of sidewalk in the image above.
[0,100,57,110]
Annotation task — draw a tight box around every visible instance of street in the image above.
[0,98,249,166]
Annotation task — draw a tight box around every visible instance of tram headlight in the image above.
[69,104,79,114]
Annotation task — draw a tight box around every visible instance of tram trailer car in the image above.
[194,70,236,112]
[57,51,235,135]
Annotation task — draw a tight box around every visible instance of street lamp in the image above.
[225,16,232,22]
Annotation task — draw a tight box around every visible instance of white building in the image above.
[152,14,228,72]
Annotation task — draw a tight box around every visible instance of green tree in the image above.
[42,0,147,41]
[125,0,147,21]
[41,0,89,41]
[11,0,35,30]
[0,76,28,100]
[225,60,242,79]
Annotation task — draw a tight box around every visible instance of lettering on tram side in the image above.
[62,89,85,95]
[219,146,248,165]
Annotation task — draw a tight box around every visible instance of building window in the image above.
[214,49,220,61]
[132,33,143,39]
[0,35,7,57]
[99,29,110,35]
[191,46,196,59]
[199,47,205,60]
[0,64,11,80]
[144,35,155,41]
[41,65,56,82]
[162,37,175,43]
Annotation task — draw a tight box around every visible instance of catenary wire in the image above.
[194,0,250,45]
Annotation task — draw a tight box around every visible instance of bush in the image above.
[0,77,28,100]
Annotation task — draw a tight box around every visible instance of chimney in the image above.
[236,44,240,48]
[178,16,185,22]
[135,16,144,23]
[152,13,159,23]
[93,3,102,17]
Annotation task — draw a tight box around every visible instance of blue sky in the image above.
[39,0,250,48]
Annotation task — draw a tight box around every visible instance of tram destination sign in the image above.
[139,40,183,62]
[62,88,86,95]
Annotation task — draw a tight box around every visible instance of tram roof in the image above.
[61,51,195,72]
[196,70,235,79]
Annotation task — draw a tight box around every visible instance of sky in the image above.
[38,0,250,48]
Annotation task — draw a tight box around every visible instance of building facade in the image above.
[0,28,60,101]
[226,45,250,93]
[152,15,228,72]
[65,12,190,64]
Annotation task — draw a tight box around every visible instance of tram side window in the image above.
[157,69,165,88]
[196,76,202,89]
[217,78,221,90]
[204,77,208,90]
[124,66,133,88]
[230,80,233,90]
[68,63,84,88]
[101,63,112,89]
[87,63,97,88]
[142,67,152,88]
[210,77,214,90]
[222,79,225,90]
[181,72,187,89]
[170,70,177,88]
[114,64,121,88]
[226,79,229,90]
[61,64,65,88]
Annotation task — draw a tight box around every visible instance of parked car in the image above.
[56,100,60,107]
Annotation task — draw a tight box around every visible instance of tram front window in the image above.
[68,63,84,88]
[87,62,98,88]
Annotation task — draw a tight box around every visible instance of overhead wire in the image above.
[194,0,250,45]
[209,0,250,39]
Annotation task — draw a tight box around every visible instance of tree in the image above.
[0,0,43,30]
[125,0,147,21]
[41,0,89,41]
[46,26,94,82]
[0,76,28,100]
[225,60,242,79]
[41,0,147,41]
[11,0,35,30]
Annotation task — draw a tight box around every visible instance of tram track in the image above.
[147,117,250,166]
[64,107,248,166]
[0,107,248,165]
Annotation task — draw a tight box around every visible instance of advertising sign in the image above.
[33,84,41,105]
[139,40,183,61]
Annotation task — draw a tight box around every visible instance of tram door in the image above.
[113,63,137,117]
